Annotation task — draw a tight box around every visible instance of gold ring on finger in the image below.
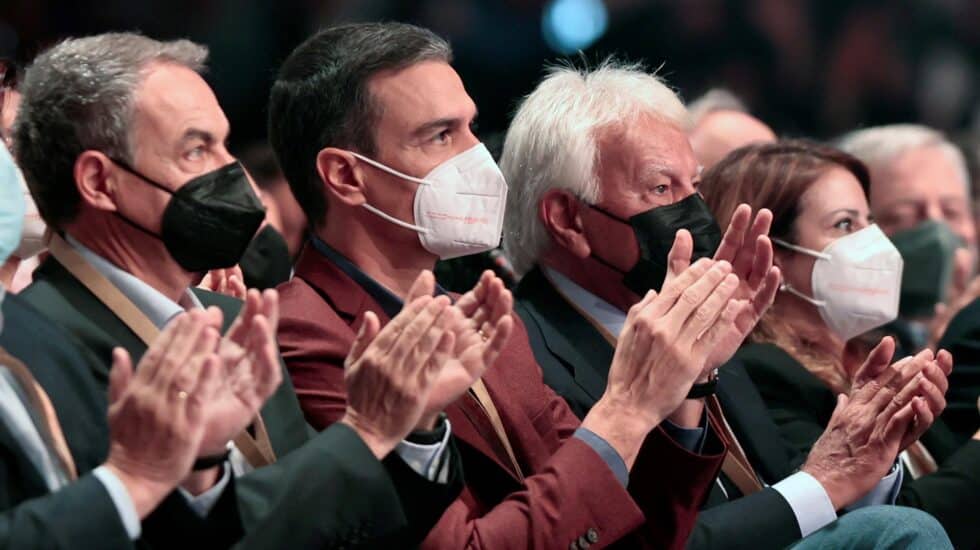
[177,390,189,401]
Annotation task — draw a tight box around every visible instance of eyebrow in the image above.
[821,208,861,222]
[411,109,479,139]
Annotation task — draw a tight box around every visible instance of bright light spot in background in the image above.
[542,0,609,54]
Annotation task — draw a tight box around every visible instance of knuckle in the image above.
[681,288,702,307]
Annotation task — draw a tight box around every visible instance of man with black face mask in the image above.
[12,33,470,547]
[503,62,952,549]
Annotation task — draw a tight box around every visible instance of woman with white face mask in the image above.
[702,140,980,548]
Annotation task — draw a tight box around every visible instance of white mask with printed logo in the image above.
[773,224,903,341]
[350,143,507,260]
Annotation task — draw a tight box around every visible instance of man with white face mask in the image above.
[270,23,759,549]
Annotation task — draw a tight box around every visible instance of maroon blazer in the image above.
[277,246,726,549]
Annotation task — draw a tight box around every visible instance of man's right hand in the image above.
[582,236,743,469]
[340,293,457,459]
[104,312,223,519]
[801,338,949,509]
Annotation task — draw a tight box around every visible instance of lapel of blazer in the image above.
[514,268,614,403]
[293,246,524,481]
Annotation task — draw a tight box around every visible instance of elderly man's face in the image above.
[114,62,235,235]
[689,110,775,169]
[869,145,976,248]
[0,88,19,149]
[580,114,701,271]
[355,60,479,247]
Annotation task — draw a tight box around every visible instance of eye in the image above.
[185,145,206,161]
[653,184,669,195]
[433,129,452,145]
[833,217,854,232]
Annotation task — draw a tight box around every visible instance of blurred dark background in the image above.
[3,0,979,152]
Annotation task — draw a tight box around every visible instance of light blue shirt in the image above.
[543,267,903,537]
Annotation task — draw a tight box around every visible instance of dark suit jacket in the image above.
[0,292,132,548]
[514,267,806,550]
[18,256,461,548]
[736,342,980,549]
[277,245,726,550]
[937,297,980,440]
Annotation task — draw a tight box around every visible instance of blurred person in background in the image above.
[237,143,305,290]
[0,59,45,292]
[703,140,980,548]
[839,125,980,439]
[687,88,776,170]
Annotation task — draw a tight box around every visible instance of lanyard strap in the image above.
[47,233,276,468]
[470,378,524,481]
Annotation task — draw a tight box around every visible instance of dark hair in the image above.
[701,139,870,245]
[268,22,452,229]
[238,142,285,190]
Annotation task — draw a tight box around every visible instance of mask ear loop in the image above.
[772,237,829,307]
[347,151,432,235]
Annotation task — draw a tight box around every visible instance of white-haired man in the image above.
[503,61,952,549]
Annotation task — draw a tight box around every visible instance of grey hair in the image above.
[500,59,688,276]
[13,32,208,228]
[836,124,970,194]
[686,88,749,127]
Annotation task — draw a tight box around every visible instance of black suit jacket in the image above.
[737,342,980,549]
[0,292,132,548]
[18,256,462,548]
[937,297,980,440]
[514,268,805,550]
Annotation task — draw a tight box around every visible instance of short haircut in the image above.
[267,22,452,229]
[13,33,207,229]
[499,59,688,275]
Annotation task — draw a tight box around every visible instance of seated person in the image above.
[501,62,949,549]
[701,139,980,548]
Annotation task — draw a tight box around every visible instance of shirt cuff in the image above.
[394,418,453,484]
[177,463,231,517]
[92,465,142,540]
[574,427,629,487]
[845,460,904,510]
[772,471,837,537]
[662,413,708,453]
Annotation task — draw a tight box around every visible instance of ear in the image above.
[540,189,591,259]
[73,151,121,212]
[316,147,366,207]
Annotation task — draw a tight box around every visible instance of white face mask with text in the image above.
[350,143,508,260]
[774,224,903,341]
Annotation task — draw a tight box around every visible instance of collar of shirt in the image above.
[65,235,203,328]
[542,267,626,337]
[309,235,447,318]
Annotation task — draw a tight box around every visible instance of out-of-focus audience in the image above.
[0,12,975,549]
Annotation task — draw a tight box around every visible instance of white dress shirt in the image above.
[543,267,903,537]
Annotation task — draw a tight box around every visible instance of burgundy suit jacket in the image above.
[277,246,726,549]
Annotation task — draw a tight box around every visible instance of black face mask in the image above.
[239,224,294,290]
[111,159,266,272]
[590,193,722,295]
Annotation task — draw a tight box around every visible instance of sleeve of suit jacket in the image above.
[936,297,980,439]
[738,343,980,549]
[0,474,133,549]
[685,488,802,550]
[232,422,461,549]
